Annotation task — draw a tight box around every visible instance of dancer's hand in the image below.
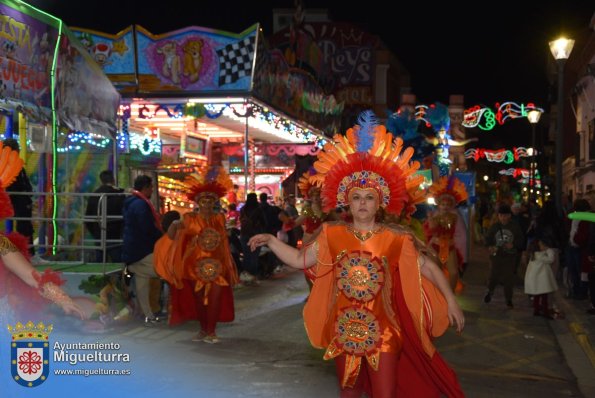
[447,299,465,334]
[248,234,273,251]
[61,300,88,320]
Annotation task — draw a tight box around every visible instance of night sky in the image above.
[25,0,594,147]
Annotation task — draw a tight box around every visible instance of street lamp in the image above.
[549,37,574,217]
[527,106,543,205]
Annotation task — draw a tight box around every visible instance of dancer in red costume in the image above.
[424,176,468,292]
[162,166,238,344]
[0,143,86,319]
[249,112,465,397]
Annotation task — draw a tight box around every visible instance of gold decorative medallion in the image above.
[337,251,384,302]
[197,228,221,251]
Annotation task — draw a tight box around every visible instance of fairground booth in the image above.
[0,0,120,257]
[72,23,340,212]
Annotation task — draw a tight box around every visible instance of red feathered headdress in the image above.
[311,111,425,217]
[429,176,468,205]
[185,165,233,202]
[0,142,24,219]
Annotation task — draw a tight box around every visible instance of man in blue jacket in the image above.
[122,175,163,324]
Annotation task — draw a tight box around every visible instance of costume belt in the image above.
[323,306,381,388]
[192,258,228,305]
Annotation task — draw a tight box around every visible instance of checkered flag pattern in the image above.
[217,36,256,86]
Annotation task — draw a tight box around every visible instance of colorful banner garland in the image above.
[464,147,536,164]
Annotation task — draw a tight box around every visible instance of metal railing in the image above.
[4,191,129,271]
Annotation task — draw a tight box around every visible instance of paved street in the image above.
[440,243,595,397]
[2,242,594,398]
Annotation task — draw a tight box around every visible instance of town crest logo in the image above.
[7,321,52,387]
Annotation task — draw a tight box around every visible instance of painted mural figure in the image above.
[157,42,181,85]
[182,39,204,83]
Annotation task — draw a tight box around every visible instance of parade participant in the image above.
[296,169,329,243]
[424,103,477,176]
[295,170,333,288]
[424,176,468,292]
[166,166,238,344]
[0,143,86,319]
[249,111,465,397]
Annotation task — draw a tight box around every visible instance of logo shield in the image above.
[7,321,52,388]
[11,341,50,387]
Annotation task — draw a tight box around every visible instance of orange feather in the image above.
[0,144,24,188]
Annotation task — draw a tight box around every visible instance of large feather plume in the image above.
[0,143,24,188]
[355,110,378,152]
[386,109,420,140]
[425,102,451,132]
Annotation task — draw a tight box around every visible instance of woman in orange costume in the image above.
[424,176,468,292]
[0,143,86,320]
[164,166,238,344]
[249,112,465,397]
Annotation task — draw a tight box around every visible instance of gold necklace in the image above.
[347,224,383,242]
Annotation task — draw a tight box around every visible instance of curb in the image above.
[551,289,595,397]
[568,322,595,367]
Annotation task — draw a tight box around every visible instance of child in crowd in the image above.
[524,237,558,318]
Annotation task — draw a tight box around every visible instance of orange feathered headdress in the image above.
[0,142,24,219]
[298,168,321,199]
[429,176,468,205]
[311,111,425,218]
[185,165,233,202]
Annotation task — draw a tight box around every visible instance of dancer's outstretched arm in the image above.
[2,244,87,319]
[248,233,317,269]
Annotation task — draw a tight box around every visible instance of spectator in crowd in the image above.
[85,170,125,262]
[122,175,163,325]
[566,199,591,300]
[239,193,265,283]
[524,236,558,318]
[226,184,239,206]
[484,204,525,308]
[259,193,283,277]
[282,194,302,248]
[226,203,240,229]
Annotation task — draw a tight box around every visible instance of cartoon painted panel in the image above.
[73,27,135,76]
[55,29,120,137]
[0,3,57,111]
[136,25,257,92]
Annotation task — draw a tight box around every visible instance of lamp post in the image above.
[527,106,543,206]
[549,37,574,217]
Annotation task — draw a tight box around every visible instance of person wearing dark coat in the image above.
[122,175,163,324]
[85,170,125,262]
[484,204,525,308]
